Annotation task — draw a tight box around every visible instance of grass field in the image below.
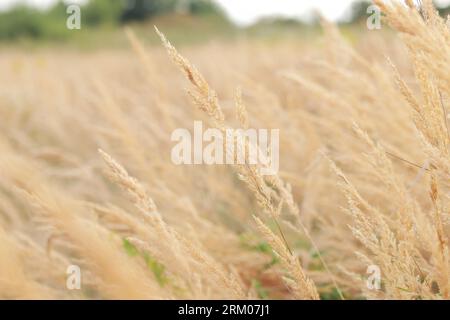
[0,0,449,300]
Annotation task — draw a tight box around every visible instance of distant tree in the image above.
[437,5,450,18]
[121,0,178,22]
[346,0,372,23]
[188,0,225,16]
[83,0,124,26]
[120,0,225,22]
[0,0,230,41]
[0,4,68,40]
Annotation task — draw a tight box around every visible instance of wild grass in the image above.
[0,0,449,300]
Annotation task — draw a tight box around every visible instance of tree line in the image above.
[0,0,225,40]
[0,0,449,41]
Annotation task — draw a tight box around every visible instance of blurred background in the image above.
[1,0,450,300]
[0,0,449,49]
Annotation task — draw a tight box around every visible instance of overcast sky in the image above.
[1,0,450,25]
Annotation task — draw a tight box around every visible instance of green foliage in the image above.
[240,233,280,270]
[438,6,450,17]
[0,5,68,40]
[0,0,449,42]
[251,279,270,299]
[0,0,121,41]
[122,238,168,287]
[320,287,345,300]
[121,0,178,22]
[122,238,139,256]
[188,0,225,16]
[0,0,228,42]
[345,0,373,23]
[120,0,225,22]
[143,252,168,286]
[83,0,124,26]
